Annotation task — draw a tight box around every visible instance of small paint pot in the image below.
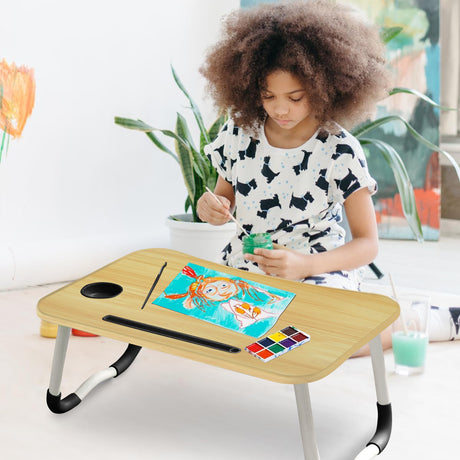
[242,233,273,254]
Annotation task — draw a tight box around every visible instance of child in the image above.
[197,0,390,291]
[196,0,460,353]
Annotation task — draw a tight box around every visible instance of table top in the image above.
[37,248,399,384]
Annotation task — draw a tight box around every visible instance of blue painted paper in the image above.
[153,263,295,337]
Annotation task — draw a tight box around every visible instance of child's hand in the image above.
[244,248,311,280]
[197,191,232,225]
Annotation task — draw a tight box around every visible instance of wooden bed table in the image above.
[37,248,399,460]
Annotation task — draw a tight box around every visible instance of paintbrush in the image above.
[141,261,167,309]
[205,186,250,236]
[204,187,297,252]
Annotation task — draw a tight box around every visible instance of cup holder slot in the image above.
[80,282,123,299]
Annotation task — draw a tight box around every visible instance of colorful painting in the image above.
[348,0,441,240]
[153,263,295,337]
[0,59,36,160]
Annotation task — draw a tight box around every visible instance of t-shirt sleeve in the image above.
[328,133,377,204]
[204,120,236,184]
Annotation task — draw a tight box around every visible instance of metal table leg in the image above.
[355,334,392,459]
[294,383,320,460]
[294,334,392,460]
[46,325,142,414]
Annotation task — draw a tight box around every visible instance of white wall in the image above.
[0,0,239,290]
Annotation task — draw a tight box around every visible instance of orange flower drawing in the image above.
[0,59,35,157]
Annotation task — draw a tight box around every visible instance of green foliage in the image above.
[115,66,227,222]
[380,26,404,45]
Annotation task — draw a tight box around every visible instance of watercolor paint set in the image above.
[245,326,310,362]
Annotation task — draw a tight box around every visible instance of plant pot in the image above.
[166,214,236,263]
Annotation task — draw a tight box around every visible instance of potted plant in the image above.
[115,66,235,261]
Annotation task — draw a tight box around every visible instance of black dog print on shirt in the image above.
[257,194,281,218]
[261,156,280,183]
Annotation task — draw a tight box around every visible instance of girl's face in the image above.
[261,70,315,131]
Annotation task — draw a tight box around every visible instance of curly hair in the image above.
[200,0,391,133]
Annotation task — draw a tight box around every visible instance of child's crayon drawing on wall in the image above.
[0,59,36,161]
[153,263,295,337]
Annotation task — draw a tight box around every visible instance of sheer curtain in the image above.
[440,0,460,136]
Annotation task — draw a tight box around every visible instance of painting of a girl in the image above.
[154,263,295,337]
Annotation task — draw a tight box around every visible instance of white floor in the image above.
[2,225,460,460]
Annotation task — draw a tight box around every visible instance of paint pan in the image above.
[245,326,310,362]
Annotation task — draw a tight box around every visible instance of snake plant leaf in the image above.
[144,132,179,163]
[192,172,206,222]
[389,87,457,111]
[175,112,209,183]
[174,114,196,202]
[195,133,217,189]
[184,195,191,212]
[380,26,403,44]
[352,115,402,138]
[360,137,423,241]
[199,114,226,156]
[173,112,197,152]
[208,114,228,140]
[146,117,198,201]
[114,116,179,163]
[199,131,208,161]
[171,65,210,145]
[114,116,154,131]
[353,115,460,182]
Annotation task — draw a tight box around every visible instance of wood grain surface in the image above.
[37,248,399,384]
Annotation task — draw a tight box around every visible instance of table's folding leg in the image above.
[294,383,320,460]
[355,334,392,460]
[46,325,142,414]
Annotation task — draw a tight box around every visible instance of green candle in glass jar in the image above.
[242,233,273,254]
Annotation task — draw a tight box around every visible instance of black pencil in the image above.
[141,261,167,309]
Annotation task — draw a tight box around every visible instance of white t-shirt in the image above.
[204,119,377,278]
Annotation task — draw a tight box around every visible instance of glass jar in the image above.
[242,233,273,254]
